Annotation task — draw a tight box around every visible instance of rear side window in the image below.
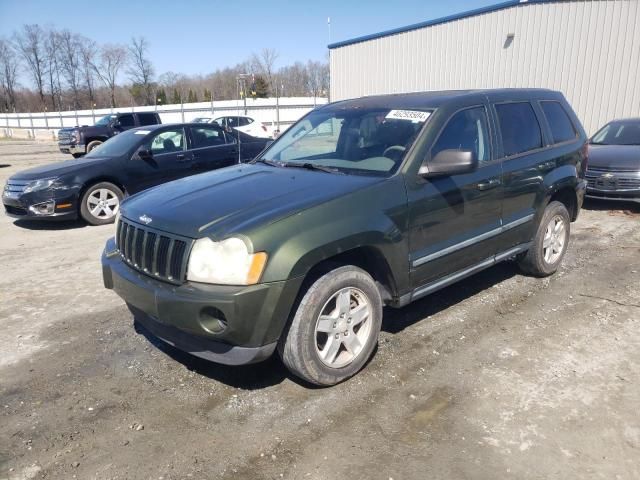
[431,106,491,163]
[118,114,135,128]
[541,101,577,144]
[137,113,159,126]
[190,126,230,148]
[495,102,542,156]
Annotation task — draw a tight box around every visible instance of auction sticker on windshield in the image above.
[135,130,151,135]
[385,110,431,123]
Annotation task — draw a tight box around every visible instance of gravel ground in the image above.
[1,140,639,480]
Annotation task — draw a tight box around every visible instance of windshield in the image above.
[85,130,146,158]
[591,121,640,145]
[94,114,117,126]
[260,108,431,175]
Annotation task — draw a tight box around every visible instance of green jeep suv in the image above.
[102,89,587,386]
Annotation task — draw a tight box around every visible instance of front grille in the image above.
[4,205,28,216]
[4,179,30,194]
[116,218,193,284]
[586,168,640,191]
[587,165,639,173]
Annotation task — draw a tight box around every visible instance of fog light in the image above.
[199,307,227,334]
[28,200,55,215]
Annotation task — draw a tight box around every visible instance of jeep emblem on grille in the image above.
[139,214,152,225]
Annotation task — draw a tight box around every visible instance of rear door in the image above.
[126,127,191,193]
[188,124,238,173]
[407,102,504,289]
[493,99,554,249]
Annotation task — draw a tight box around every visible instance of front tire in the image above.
[518,201,570,277]
[79,182,123,225]
[279,266,383,386]
[86,140,103,153]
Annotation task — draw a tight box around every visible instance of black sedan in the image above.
[2,123,270,225]
[586,118,640,204]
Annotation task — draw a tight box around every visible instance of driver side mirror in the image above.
[138,148,153,160]
[419,149,478,177]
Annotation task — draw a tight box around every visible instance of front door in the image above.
[126,127,191,193]
[407,105,503,289]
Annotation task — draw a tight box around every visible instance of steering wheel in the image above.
[383,145,406,158]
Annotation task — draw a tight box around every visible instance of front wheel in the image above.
[518,201,570,277]
[86,140,102,153]
[279,266,383,386]
[79,182,123,225]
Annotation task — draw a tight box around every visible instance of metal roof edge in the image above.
[328,0,550,49]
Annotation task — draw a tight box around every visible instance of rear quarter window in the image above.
[540,101,577,144]
[137,113,160,126]
[495,102,543,157]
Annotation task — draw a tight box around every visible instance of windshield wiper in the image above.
[251,158,285,167]
[283,162,345,174]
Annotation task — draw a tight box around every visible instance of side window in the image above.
[118,114,135,128]
[137,113,159,126]
[148,129,185,154]
[431,106,491,163]
[238,117,251,126]
[495,102,542,157]
[541,101,577,144]
[190,127,229,149]
[213,117,226,127]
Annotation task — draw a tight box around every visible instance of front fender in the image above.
[252,176,410,293]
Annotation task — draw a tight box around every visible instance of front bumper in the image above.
[2,188,79,220]
[101,237,303,365]
[58,143,86,155]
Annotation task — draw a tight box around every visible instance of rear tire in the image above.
[279,266,383,386]
[72,153,84,159]
[79,182,123,226]
[86,140,103,153]
[518,201,570,277]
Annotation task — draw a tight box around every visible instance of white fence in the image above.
[0,97,328,140]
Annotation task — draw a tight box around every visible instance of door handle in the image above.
[176,153,191,163]
[477,178,501,191]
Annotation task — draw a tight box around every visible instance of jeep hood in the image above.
[120,164,382,239]
[588,144,640,170]
[9,155,114,181]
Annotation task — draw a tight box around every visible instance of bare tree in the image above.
[79,38,98,108]
[0,38,19,110]
[127,36,154,105]
[43,29,63,111]
[92,44,127,107]
[57,29,83,109]
[250,48,279,93]
[13,24,48,107]
[306,60,329,97]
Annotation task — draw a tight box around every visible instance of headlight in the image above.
[187,237,267,285]
[23,178,58,193]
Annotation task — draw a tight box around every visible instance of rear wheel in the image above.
[279,266,383,386]
[72,153,84,159]
[518,201,570,276]
[86,140,103,153]
[79,182,123,225]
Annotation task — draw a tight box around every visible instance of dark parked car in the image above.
[102,89,587,385]
[585,118,640,203]
[3,123,269,225]
[58,112,161,157]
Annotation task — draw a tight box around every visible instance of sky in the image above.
[0,0,494,78]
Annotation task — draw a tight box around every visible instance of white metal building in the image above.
[329,0,640,133]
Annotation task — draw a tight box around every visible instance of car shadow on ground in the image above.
[134,261,520,391]
[12,218,87,230]
[582,198,640,214]
[0,164,11,168]
[382,261,518,334]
